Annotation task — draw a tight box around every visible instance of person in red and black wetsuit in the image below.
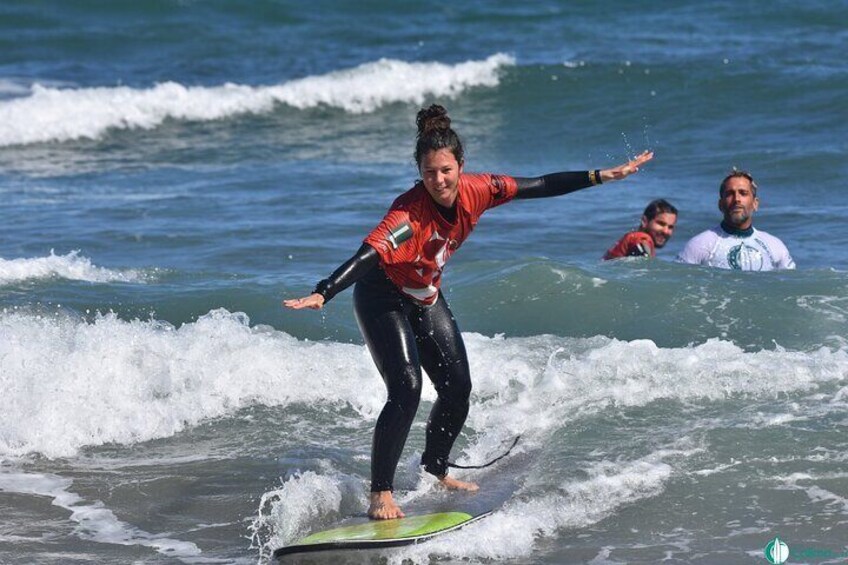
[603,198,677,260]
[284,104,652,520]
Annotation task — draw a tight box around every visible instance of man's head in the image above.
[640,199,678,249]
[718,170,759,230]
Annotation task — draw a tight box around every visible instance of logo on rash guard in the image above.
[387,222,413,249]
[490,175,508,201]
[425,230,452,270]
[408,230,453,291]
[727,243,765,270]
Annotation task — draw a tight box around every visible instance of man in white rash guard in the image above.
[677,170,795,271]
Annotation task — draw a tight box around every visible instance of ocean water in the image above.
[1,1,847,563]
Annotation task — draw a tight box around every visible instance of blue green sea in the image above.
[1,1,847,563]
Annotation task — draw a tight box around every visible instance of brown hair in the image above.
[643,199,678,221]
[720,169,758,197]
[414,104,464,168]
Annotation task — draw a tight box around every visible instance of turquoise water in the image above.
[1,1,847,563]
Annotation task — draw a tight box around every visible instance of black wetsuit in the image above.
[312,171,598,492]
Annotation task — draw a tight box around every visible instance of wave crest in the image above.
[0,250,145,285]
[0,54,515,146]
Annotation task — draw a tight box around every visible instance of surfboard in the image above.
[273,510,491,559]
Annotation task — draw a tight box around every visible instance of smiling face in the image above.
[719,176,759,229]
[419,148,463,208]
[640,211,677,248]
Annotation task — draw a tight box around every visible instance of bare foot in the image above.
[438,475,479,492]
[368,491,405,520]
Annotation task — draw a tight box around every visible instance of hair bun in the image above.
[416,104,451,136]
[413,104,464,166]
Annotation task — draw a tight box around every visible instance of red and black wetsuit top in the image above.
[364,174,518,305]
[310,170,597,304]
[603,230,655,260]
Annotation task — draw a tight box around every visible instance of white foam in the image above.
[796,294,848,323]
[3,310,846,463]
[239,329,847,561]
[0,250,145,285]
[0,78,32,98]
[0,471,201,559]
[778,471,848,515]
[0,54,515,146]
[443,335,830,477]
[460,334,847,443]
[0,309,386,458]
[383,453,675,563]
[807,484,848,509]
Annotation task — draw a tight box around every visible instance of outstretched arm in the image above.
[283,244,380,310]
[515,151,653,199]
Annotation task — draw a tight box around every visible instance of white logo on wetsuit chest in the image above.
[727,243,765,270]
[420,230,454,270]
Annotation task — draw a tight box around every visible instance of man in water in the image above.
[677,170,795,270]
[603,199,677,260]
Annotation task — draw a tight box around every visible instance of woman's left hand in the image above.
[600,150,654,182]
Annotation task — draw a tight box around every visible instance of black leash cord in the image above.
[447,435,521,470]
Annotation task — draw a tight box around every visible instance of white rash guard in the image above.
[677,224,795,271]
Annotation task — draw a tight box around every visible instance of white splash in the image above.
[3,309,846,463]
[0,250,145,285]
[405,455,674,562]
[0,309,386,459]
[249,471,354,563]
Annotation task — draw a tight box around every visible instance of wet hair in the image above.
[719,169,758,197]
[642,198,678,221]
[414,104,464,168]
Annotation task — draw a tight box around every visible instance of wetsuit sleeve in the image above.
[514,171,596,200]
[312,243,379,303]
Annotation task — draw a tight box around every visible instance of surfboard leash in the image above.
[447,435,521,470]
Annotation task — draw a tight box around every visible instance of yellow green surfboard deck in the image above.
[273,510,491,559]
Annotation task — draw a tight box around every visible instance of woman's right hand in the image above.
[283,293,325,310]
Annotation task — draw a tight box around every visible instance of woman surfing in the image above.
[285,104,652,520]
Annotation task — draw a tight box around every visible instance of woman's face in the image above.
[419,148,463,207]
